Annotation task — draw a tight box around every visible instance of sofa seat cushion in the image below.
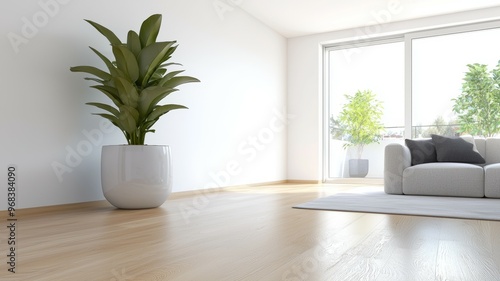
[485,163,500,198]
[403,162,484,197]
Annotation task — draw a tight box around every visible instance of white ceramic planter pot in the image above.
[101,145,172,209]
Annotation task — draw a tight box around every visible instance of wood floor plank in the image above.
[436,220,500,281]
[2,183,500,280]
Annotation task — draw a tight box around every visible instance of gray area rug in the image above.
[294,187,500,221]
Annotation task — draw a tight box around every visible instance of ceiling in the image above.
[239,0,500,38]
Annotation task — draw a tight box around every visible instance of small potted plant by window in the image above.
[70,14,200,209]
[331,90,383,177]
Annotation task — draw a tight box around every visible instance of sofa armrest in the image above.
[384,143,411,194]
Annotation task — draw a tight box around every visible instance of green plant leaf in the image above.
[90,85,121,107]
[89,47,121,77]
[127,31,142,58]
[148,66,181,86]
[160,76,201,89]
[138,41,176,86]
[93,113,119,127]
[139,14,162,48]
[157,70,183,85]
[137,86,177,118]
[149,88,179,113]
[114,77,139,108]
[86,102,120,117]
[85,19,122,46]
[146,104,187,122]
[112,45,139,82]
[161,45,178,62]
[143,119,158,131]
[152,68,167,78]
[83,78,105,85]
[118,105,139,134]
[70,66,111,81]
[158,62,182,69]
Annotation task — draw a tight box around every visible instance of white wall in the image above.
[287,6,500,181]
[0,0,287,210]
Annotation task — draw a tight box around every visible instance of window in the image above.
[323,21,500,181]
[411,27,500,138]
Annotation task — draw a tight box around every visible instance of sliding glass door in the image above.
[325,39,404,179]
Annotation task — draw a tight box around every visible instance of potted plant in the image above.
[70,14,200,209]
[331,90,383,177]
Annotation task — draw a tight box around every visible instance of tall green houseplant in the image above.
[335,90,384,159]
[70,14,200,145]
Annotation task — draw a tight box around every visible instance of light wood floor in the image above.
[3,183,500,281]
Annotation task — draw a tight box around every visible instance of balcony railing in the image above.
[382,124,461,139]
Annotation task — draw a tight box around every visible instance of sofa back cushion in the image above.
[485,138,500,164]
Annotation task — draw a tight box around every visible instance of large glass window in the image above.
[324,21,500,181]
[412,28,500,138]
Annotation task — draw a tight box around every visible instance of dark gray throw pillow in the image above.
[405,139,437,166]
[431,134,485,164]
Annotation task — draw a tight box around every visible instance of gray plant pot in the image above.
[349,159,369,178]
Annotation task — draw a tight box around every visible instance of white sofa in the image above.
[384,137,500,198]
